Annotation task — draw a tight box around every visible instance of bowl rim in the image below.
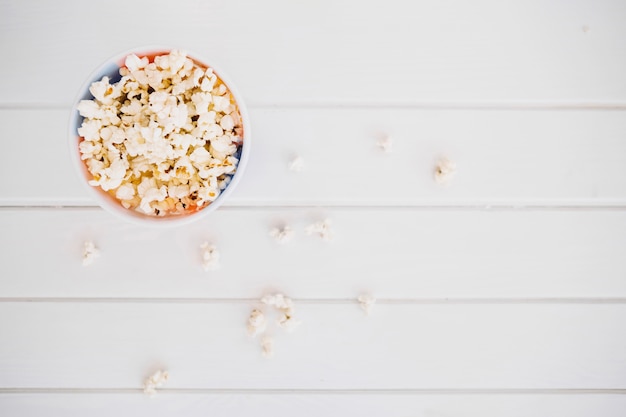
[68,46,251,227]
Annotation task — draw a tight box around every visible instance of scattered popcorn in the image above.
[76,50,244,217]
[434,157,456,185]
[358,294,376,316]
[247,308,267,337]
[200,242,220,271]
[305,219,334,241]
[143,369,169,397]
[261,335,274,358]
[582,25,590,33]
[249,293,300,358]
[269,225,295,244]
[288,155,304,172]
[377,136,393,153]
[82,240,100,266]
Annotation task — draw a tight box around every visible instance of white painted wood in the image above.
[1,302,625,389]
[2,109,626,206]
[1,393,626,417]
[2,0,625,413]
[1,0,625,105]
[1,208,625,298]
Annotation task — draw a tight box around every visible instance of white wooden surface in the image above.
[1,0,626,415]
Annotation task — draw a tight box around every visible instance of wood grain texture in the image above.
[1,208,625,298]
[2,108,626,206]
[2,393,626,417]
[0,302,625,389]
[1,0,625,105]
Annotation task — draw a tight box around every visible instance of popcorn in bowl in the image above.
[70,49,250,225]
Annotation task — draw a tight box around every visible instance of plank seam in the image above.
[2,205,626,211]
[1,298,625,305]
[0,388,625,395]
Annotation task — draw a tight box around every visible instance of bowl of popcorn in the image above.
[69,48,250,226]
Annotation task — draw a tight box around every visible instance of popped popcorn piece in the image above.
[143,369,169,397]
[277,311,302,332]
[82,240,100,266]
[288,155,304,172]
[125,54,149,72]
[269,225,295,244]
[220,114,235,131]
[261,293,294,311]
[434,157,457,185]
[247,309,267,337]
[200,242,220,271]
[76,50,244,217]
[358,294,376,316]
[305,219,334,241]
[377,136,393,153]
[261,335,274,358]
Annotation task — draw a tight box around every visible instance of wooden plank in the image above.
[2,109,626,205]
[1,393,625,417]
[1,0,625,105]
[0,302,624,389]
[1,208,625,298]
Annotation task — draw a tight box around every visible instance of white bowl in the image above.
[69,47,250,227]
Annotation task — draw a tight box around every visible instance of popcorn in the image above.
[288,156,304,172]
[88,76,122,105]
[200,242,220,271]
[125,54,148,72]
[261,336,274,358]
[269,225,295,244]
[262,293,300,331]
[115,183,135,200]
[77,50,244,217]
[434,157,456,185]
[143,369,169,397]
[247,309,267,337]
[249,293,300,358]
[358,294,376,316]
[305,219,334,241]
[277,311,302,332]
[377,136,393,153]
[220,114,235,131]
[77,100,103,119]
[212,96,231,113]
[261,293,294,311]
[82,240,100,266]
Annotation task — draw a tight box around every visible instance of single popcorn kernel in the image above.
[247,309,267,337]
[143,369,169,397]
[434,157,456,185]
[377,136,393,153]
[288,155,304,172]
[269,225,295,244]
[261,293,294,310]
[358,294,376,316]
[76,50,244,217]
[277,310,302,332]
[305,219,334,241]
[200,242,220,271]
[82,240,100,266]
[261,335,274,358]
